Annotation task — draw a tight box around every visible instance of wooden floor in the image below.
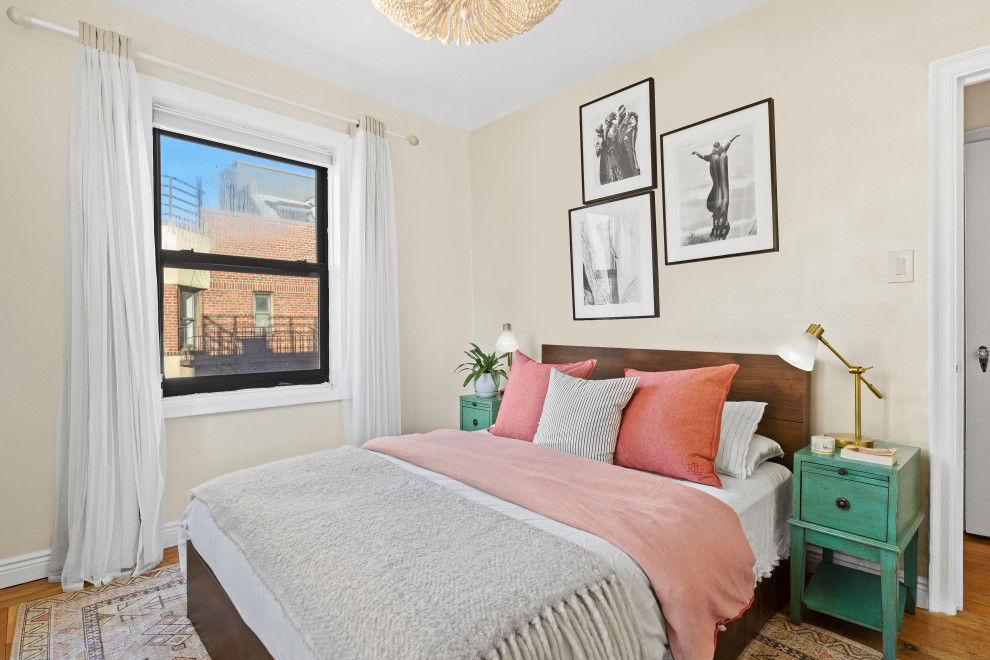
[0,546,179,660]
[1,540,989,659]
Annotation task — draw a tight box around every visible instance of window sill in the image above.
[162,382,343,419]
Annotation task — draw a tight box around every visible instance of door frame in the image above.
[929,43,990,615]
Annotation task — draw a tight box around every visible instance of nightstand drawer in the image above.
[801,470,889,541]
[463,398,494,412]
[461,406,493,431]
[803,463,888,486]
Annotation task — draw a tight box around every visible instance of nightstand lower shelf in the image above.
[803,562,906,632]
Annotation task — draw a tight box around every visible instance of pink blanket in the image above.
[365,430,756,660]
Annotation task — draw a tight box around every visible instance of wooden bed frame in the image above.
[187,344,810,660]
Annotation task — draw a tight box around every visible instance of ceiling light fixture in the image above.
[373,0,561,45]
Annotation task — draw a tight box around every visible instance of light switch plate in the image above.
[887,249,914,283]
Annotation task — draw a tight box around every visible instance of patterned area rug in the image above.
[740,613,882,659]
[10,563,209,660]
[11,566,878,660]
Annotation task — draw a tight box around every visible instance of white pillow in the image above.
[714,401,767,479]
[533,369,638,464]
[746,434,784,475]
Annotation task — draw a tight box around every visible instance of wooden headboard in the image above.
[541,345,810,469]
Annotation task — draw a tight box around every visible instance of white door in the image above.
[965,138,990,536]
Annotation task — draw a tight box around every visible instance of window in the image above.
[254,292,272,336]
[155,129,329,397]
[178,287,199,349]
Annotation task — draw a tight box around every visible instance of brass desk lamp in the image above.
[777,324,884,448]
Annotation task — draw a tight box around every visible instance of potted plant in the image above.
[456,343,509,398]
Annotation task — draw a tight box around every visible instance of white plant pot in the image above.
[474,373,499,398]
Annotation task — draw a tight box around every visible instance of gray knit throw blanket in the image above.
[190,447,645,660]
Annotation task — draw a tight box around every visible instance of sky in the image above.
[159,134,315,209]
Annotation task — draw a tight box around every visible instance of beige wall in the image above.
[469,0,990,576]
[965,80,990,131]
[0,0,472,560]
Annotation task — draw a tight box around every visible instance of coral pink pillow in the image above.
[489,351,597,442]
[614,364,739,487]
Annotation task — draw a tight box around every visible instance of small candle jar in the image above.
[811,435,836,455]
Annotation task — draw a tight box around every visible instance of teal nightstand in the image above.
[789,442,922,660]
[459,394,502,431]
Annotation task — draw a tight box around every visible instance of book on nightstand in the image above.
[840,445,898,466]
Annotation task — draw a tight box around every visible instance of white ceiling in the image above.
[108,0,767,130]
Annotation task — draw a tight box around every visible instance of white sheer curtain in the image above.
[48,22,167,591]
[342,116,401,446]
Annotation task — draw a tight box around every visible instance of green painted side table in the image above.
[789,442,923,660]
[459,394,502,432]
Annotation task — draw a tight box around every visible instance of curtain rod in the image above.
[5,6,420,146]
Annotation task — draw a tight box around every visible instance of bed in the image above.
[181,344,810,660]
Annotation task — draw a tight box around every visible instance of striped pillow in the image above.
[714,401,768,479]
[533,369,639,464]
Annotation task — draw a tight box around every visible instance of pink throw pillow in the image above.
[489,351,597,442]
[614,364,739,487]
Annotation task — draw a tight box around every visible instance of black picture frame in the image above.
[579,78,657,204]
[659,98,778,265]
[568,191,659,321]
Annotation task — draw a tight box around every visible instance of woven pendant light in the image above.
[373,0,561,45]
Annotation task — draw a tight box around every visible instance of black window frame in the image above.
[154,128,330,397]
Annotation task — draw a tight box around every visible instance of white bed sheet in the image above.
[179,445,792,660]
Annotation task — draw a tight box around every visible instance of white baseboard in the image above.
[807,546,929,610]
[0,549,52,591]
[163,519,181,548]
[0,520,182,590]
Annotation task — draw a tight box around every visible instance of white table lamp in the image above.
[495,323,518,369]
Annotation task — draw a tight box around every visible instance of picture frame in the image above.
[579,78,657,204]
[568,191,659,321]
[659,98,778,265]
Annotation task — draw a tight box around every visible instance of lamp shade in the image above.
[777,332,819,371]
[495,325,518,356]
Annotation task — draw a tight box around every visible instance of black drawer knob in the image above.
[837,468,847,476]
[472,402,478,407]
[835,498,850,511]
[473,419,479,427]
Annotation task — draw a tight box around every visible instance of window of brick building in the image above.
[254,293,272,336]
[155,128,329,397]
[178,287,200,349]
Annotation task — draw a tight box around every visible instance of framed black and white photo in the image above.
[659,98,778,265]
[579,78,657,204]
[568,192,658,320]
